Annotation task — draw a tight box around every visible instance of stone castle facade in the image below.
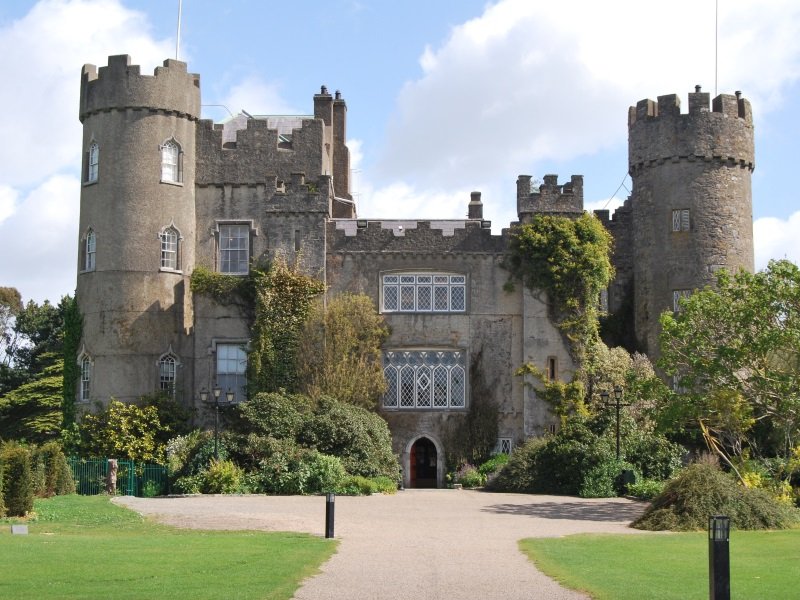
[75,55,754,487]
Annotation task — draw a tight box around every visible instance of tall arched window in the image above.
[160,139,181,183]
[86,142,99,183]
[160,227,179,270]
[159,354,177,396]
[84,230,96,272]
[79,354,92,402]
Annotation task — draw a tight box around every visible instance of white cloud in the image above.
[754,212,800,270]
[0,0,173,188]
[374,0,800,195]
[0,185,18,224]
[0,175,80,303]
[217,75,300,118]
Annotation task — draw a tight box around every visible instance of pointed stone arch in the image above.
[403,433,445,489]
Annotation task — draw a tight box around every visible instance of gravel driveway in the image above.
[115,490,648,600]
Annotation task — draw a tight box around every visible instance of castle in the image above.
[75,55,754,488]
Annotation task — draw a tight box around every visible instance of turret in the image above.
[627,87,754,355]
[76,55,200,405]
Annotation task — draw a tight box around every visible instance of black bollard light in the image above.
[325,492,335,539]
[709,515,730,600]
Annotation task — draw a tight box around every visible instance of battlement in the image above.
[628,88,755,174]
[80,55,200,122]
[516,174,584,221]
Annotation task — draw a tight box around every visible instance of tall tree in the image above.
[296,293,389,410]
[659,260,800,471]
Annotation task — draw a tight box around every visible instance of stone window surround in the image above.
[672,208,690,232]
[380,271,467,314]
[80,228,96,273]
[77,347,93,403]
[160,137,183,185]
[85,140,99,185]
[157,346,181,396]
[208,338,249,403]
[495,437,513,455]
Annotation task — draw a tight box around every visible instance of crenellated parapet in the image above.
[79,55,200,122]
[628,88,754,175]
[195,172,331,214]
[516,174,583,222]
[195,117,325,185]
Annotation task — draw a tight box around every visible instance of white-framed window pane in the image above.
[161,141,180,182]
[400,285,415,310]
[88,143,99,182]
[672,209,681,232]
[381,273,467,313]
[216,343,247,402]
[383,350,466,409]
[434,286,449,310]
[681,209,690,231]
[80,357,91,402]
[383,286,398,311]
[417,285,432,311]
[85,231,96,271]
[159,356,176,395]
[219,225,249,274]
[450,286,465,311]
[161,228,178,269]
[673,289,691,312]
[495,438,512,454]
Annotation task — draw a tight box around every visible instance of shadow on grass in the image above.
[482,500,647,522]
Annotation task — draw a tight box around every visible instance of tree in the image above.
[78,400,168,463]
[0,353,63,443]
[0,287,23,393]
[659,260,800,473]
[295,293,389,409]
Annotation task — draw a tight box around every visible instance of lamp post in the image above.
[600,386,631,461]
[709,515,731,600]
[200,387,235,460]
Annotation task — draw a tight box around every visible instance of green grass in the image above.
[520,530,800,600]
[0,495,337,600]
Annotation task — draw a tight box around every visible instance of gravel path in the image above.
[115,490,648,600]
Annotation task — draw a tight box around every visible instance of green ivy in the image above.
[61,296,81,429]
[189,265,253,305]
[504,213,614,363]
[247,260,325,394]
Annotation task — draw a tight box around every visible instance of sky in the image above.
[1,0,799,304]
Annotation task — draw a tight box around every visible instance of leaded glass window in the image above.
[382,350,467,409]
[672,209,690,232]
[382,273,467,313]
[79,356,91,402]
[159,355,177,396]
[219,224,249,274]
[85,230,96,271]
[673,289,691,312]
[87,142,99,183]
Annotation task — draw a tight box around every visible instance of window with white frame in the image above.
[160,139,181,183]
[160,227,179,270]
[87,142,99,183]
[216,343,247,403]
[218,224,250,274]
[673,289,691,312]
[672,209,690,232]
[79,355,91,402]
[84,230,96,272]
[382,350,466,409]
[381,273,466,313]
[159,354,177,396]
[495,438,513,455]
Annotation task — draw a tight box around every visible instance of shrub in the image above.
[634,463,800,531]
[579,459,638,498]
[1,442,34,516]
[201,459,244,494]
[487,436,548,493]
[336,475,397,495]
[166,430,207,478]
[454,463,485,488]
[299,398,399,479]
[625,428,684,480]
[478,453,510,477]
[627,479,665,501]
[0,460,5,517]
[234,391,314,439]
[78,400,168,463]
[34,441,75,497]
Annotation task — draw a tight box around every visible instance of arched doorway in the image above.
[410,437,438,488]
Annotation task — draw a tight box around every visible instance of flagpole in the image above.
[175,0,183,60]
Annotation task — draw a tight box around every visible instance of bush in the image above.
[454,463,485,488]
[33,441,75,497]
[337,475,397,495]
[633,463,800,531]
[487,437,548,493]
[200,459,244,494]
[299,398,398,479]
[234,391,314,439]
[627,479,665,501]
[625,429,684,480]
[1,442,34,516]
[478,453,510,477]
[579,459,638,498]
[78,400,168,463]
[0,460,5,517]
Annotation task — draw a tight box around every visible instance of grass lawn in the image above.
[0,495,337,600]
[520,529,800,600]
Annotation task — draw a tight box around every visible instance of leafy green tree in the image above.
[659,260,800,473]
[0,353,63,443]
[0,287,23,393]
[78,400,168,463]
[296,293,389,409]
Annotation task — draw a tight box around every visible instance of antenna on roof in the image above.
[175,0,183,60]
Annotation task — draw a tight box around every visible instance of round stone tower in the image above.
[76,55,200,404]
[628,87,754,355]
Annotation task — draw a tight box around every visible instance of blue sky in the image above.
[1,0,799,304]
